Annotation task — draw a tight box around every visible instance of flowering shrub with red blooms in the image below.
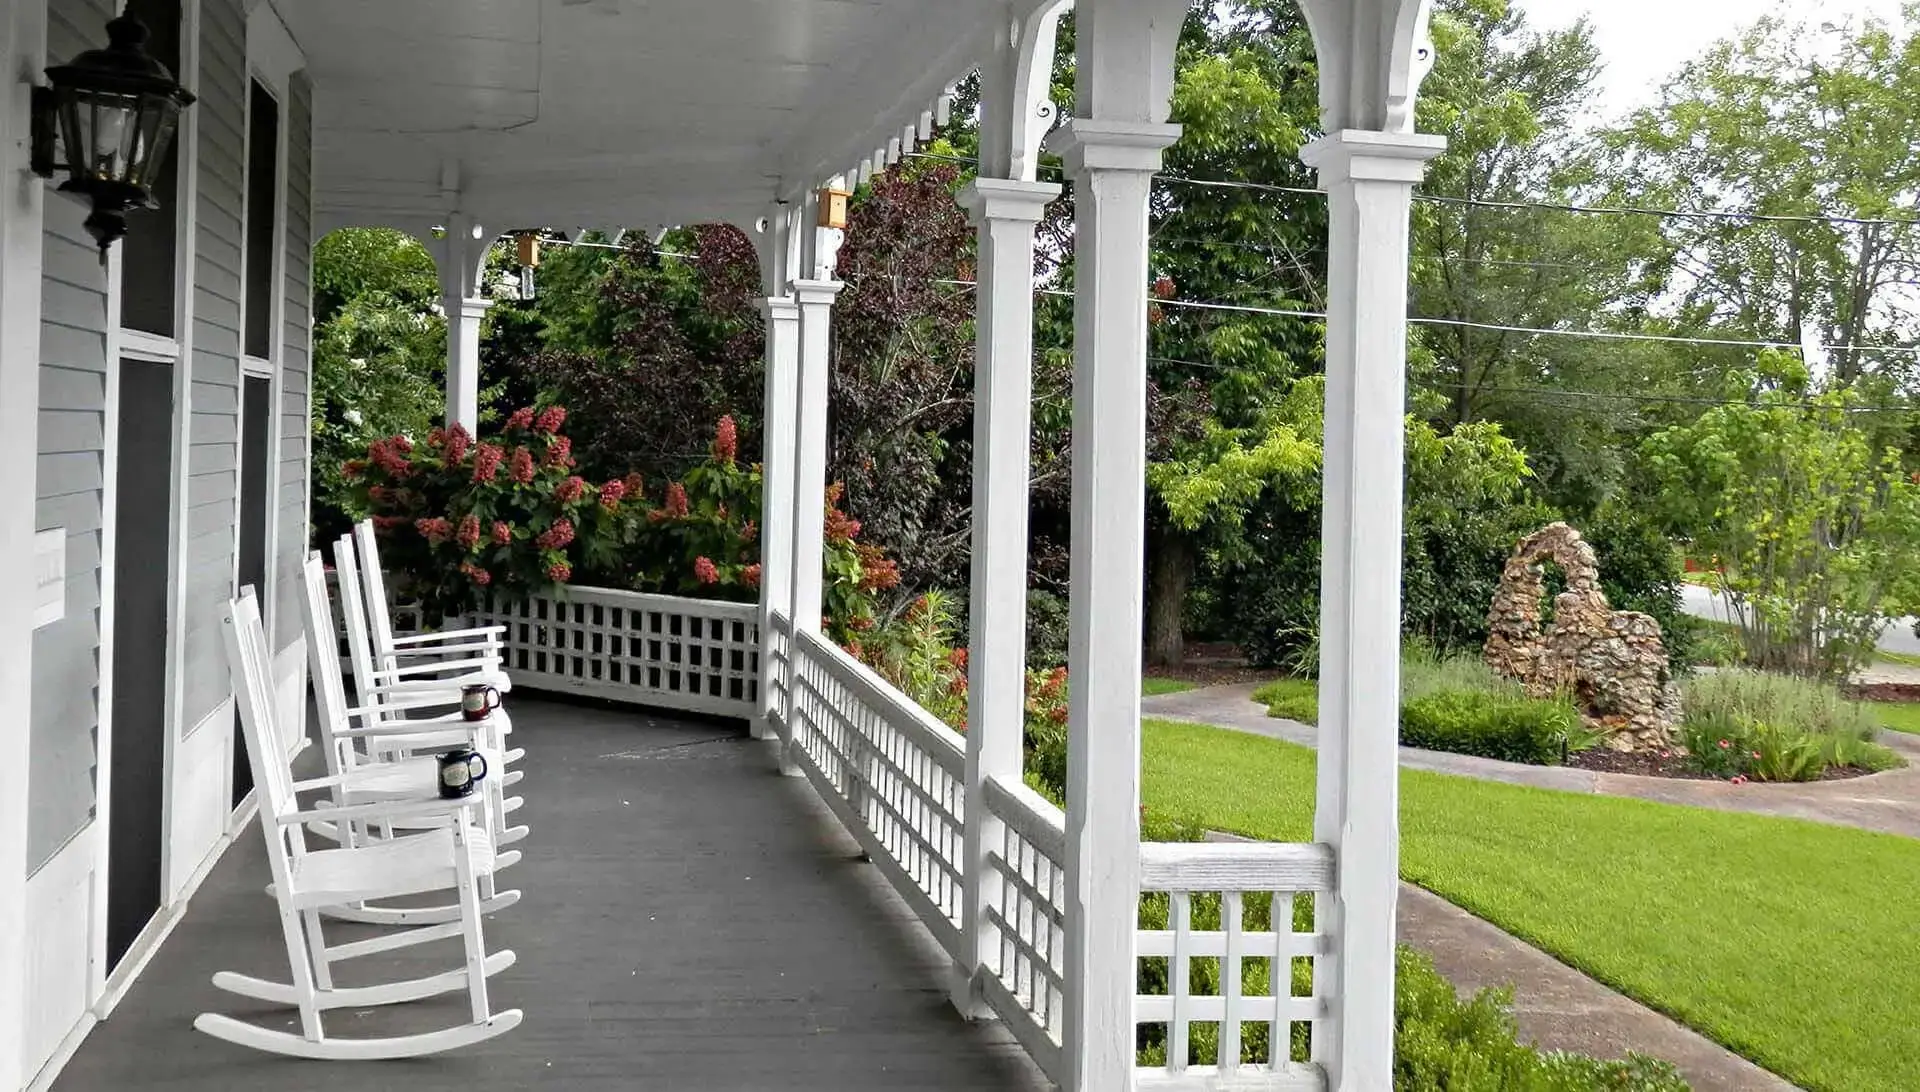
[853,590,1071,798]
[344,404,637,617]
[344,410,898,635]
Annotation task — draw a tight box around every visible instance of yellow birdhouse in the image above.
[817,186,852,231]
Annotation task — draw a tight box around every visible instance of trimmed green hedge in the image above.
[1399,690,1576,765]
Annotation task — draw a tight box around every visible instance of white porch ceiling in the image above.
[281,0,1001,234]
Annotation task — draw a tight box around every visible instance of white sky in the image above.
[1515,0,1911,120]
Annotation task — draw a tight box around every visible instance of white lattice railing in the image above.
[766,609,792,730]
[786,627,967,959]
[471,588,761,720]
[1136,841,1333,1090]
[980,773,1068,1081]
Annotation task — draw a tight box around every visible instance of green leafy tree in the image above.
[1410,0,1673,513]
[1134,1,1327,665]
[1643,352,1920,679]
[1602,8,1920,385]
[310,228,447,544]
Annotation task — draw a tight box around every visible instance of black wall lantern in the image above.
[30,14,195,257]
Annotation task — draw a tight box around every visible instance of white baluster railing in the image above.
[787,628,968,958]
[978,773,1068,1082]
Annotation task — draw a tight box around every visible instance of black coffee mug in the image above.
[438,749,489,799]
[460,684,502,723]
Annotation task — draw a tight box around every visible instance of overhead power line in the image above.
[904,150,1920,229]
[535,225,1920,358]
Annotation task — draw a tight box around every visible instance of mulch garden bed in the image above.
[1150,642,1278,688]
[1565,747,1879,782]
[1846,681,1920,702]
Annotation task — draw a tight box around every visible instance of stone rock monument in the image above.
[1483,522,1682,752]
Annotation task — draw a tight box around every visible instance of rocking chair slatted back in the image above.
[301,551,370,779]
[331,533,390,720]
[353,519,404,674]
[222,594,315,921]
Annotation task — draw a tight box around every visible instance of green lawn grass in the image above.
[1868,700,1920,735]
[1142,677,1196,697]
[1141,717,1920,1092]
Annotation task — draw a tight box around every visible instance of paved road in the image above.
[1679,583,1920,657]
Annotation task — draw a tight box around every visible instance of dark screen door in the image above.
[107,359,175,969]
[233,375,272,805]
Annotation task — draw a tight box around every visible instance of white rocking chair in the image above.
[200,592,522,1059]
[296,553,525,926]
[332,535,528,807]
[353,518,511,691]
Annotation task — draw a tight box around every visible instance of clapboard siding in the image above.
[30,0,116,872]
[179,0,248,729]
[275,71,314,649]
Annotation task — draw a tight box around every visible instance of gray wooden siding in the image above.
[179,0,246,728]
[274,72,313,652]
[29,0,116,873]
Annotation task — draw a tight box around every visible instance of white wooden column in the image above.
[787,278,841,639]
[0,1,48,1084]
[952,176,1057,1016]
[1054,1,1187,1086]
[435,212,491,432]
[1302,127,1442,1089]
[755,206,801,743]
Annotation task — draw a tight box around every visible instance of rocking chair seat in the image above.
[334,750,509,803]
[287,825,497,911]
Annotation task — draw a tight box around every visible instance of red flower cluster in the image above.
[341,459,367,479]
[367,437,414,477]
[692,556,720,585]
[546,560,573,583]
[535,406,568,434]
[741,520,757,543]
[367,485,393,504]
[456,513,482,549]
[505,406,535,431]
[509,447,536,485]
[948,648,969,672]
[663,482,690,518]
[598,479,626,509]
[1151,274,1177,300]
[491,520,513,546]
[472,443,504,483]
[713,415,738,465]
[621,472,645,500]
[445,423,473,464]
[536,518,575,551]
[459,561,492,586]
[415,517,453,546]
[545,436,574,468]
[555,476,587,503]
[856,542,900,592]
[825,508,861,544]
[742,563,762,588]
[372,515,407,533]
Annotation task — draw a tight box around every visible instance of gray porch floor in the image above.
[52,698,1050,1091]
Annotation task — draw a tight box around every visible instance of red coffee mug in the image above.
[461,684,501,722]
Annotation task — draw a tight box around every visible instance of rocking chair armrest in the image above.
[364,660,499,680]
[386,640,501,658]
[277,795,476,828]
[389,626,506,645]
[334,716,488,740]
